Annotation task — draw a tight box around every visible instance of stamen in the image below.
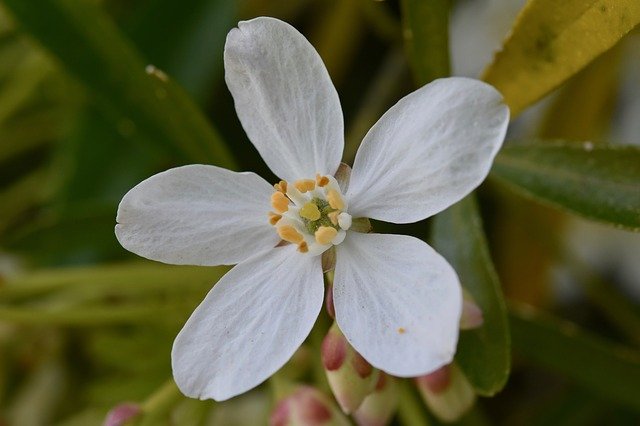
[300,202,321,221]
[268,212,282,225]
[294,179,316,193]
[271,191,289,213]
[328,211,340,226]
[327,189,344,210]
[316,174,330,187]
[315,226,338,245]
[274,180,288,193]
[337,212,352,230]
[298,241,309,253]
[278,225,304,244]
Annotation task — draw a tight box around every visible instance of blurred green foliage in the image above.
[0,0,639,425]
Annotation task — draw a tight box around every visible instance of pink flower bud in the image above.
[103,403,141,426]
[417,365,451,394]
[321,327,347,371]
[415,363,475,422]
[459,291,484,330]
[269,385,349,426]
[353,373,398,426]
[321,323,379,414]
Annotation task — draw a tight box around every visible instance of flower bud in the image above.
[321,323,379,414]
[103,403,141,426]
[415,363,475,422]
[270,385,349,426]
[353,373,398,426]
[325,277,336,319]
[459,290,484,330]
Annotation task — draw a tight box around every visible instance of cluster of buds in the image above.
[250,286,485,425]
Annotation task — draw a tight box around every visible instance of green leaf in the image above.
[482,0,640,116]
[2,0,236,168]
[432,195,511,396]
[400,0,450,85]
[491,142,640,230]
[510,304,640,411]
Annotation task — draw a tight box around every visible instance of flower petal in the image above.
[224,17,344,181]
[116,164,278,266]
[346,77,509,223]
[334,233,462,377]
[172,246,324,401]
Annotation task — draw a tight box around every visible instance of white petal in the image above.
[334,233,462,377]
[116,165,279,266]
[224,17,343,181]
[172,246,324,401]
[346,77,509,223]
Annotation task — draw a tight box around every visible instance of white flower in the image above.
[115,17,509,401]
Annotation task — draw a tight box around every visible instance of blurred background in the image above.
[0,0,639,424]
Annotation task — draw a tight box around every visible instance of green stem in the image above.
[400,0,451,85]
[397,379,431,426]
[269,374,294,401]
[343,48,408,163]
[136,380,183,426]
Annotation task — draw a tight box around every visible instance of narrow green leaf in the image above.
[400,0,450,85]
[126,0,237,103]
[0,262,226,302]
[401,0,510,396]
[432,196,511,396]
[510,304,640,411]
[0,304,194,326]
[2,0,236,167]
[482,0,640,116]
[491,142,640,230]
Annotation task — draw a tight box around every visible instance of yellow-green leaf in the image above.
[482,0,640,116]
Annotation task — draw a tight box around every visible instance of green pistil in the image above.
[302,198,339,234]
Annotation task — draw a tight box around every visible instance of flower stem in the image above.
[397,379,431,426]
[136,380,183,426]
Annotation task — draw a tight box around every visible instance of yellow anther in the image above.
[316,174,330,187]
[271,191,289,213]
[398,327,406,334]
[294,179,316,193]
[268,212,282,226]
[274,180,288,193]
[300,202,321,221]
[278,225,304,244]
[327,189,344,210]
[328,211,340,226]
[315,226,338,245]
[298,241,309,253]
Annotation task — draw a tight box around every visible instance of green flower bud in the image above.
[353,373,399,426]
[415,363,475,422]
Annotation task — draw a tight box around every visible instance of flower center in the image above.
[268,174,352,255]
